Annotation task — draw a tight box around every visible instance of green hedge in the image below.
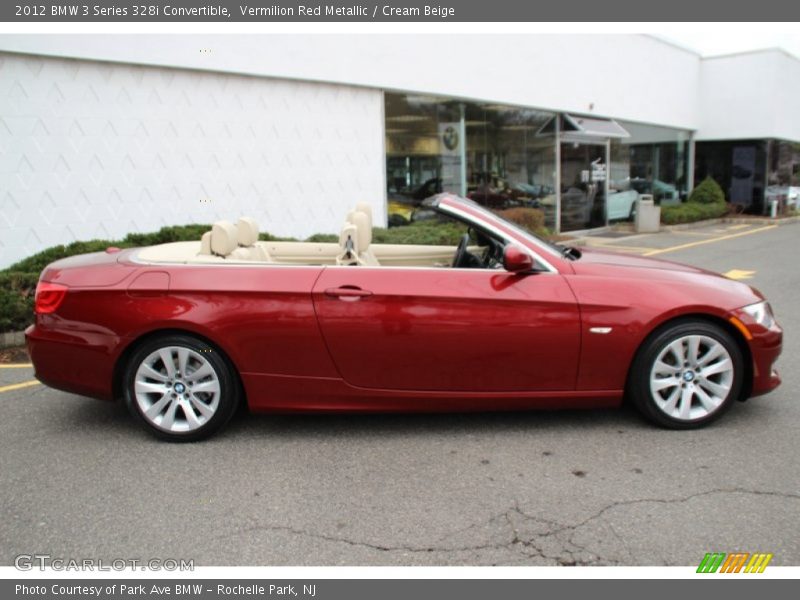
[0,272,39,333]
[373,220,466,245]
[688,177,725,205]
[660,177,728,225]
[661,201,728,225]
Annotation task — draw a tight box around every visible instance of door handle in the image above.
[324,286,373,299]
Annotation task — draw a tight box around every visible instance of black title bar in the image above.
[4,0,800,22]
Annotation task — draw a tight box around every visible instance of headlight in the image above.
[742,301,775,329]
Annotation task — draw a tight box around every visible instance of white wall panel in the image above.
[0,34,701,130]
[697,49,800,142]
[0,52,385,268]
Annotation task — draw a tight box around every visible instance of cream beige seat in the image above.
[198,220,238,258]
[230,217,270,261]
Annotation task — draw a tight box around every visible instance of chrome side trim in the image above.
[589,327,613,334]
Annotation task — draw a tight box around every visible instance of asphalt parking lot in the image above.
[1,222,798,567]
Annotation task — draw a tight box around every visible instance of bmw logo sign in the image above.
[442,126,459,151]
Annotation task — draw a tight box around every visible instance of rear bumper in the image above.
[748,325,783,398]
[25,323,117,401]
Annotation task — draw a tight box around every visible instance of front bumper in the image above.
[747,324,782,398]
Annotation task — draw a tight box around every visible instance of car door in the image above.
[311,266,581,392]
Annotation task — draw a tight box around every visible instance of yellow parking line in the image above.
[643,225,778,256]
[585,244,653,253]
[586,242,655,250]
[670,230,727,236]
[0,363,33,369]
[0,380,40,393]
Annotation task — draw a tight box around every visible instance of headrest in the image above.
[199,231,212,255]
[349,211,371,250]
[339,223,359,257]
[237,217,259,246]
[355,202,373,229]
[211,221,238,256]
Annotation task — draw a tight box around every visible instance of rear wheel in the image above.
[629,320,743,429]
[123,334,239,441]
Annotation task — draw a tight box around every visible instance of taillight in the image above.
[35,281,68,314]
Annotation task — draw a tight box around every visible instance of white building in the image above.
[1,34,798,267]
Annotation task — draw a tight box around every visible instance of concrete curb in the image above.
[660,215,800,232]
[568,215,797,247]
[0,331,25,349]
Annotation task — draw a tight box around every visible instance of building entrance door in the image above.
[559,141,609,231]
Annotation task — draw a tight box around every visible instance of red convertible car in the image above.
[26,195,782,441]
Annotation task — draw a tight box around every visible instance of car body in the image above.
[26,195,783,440]
[765,185,800,210]
[630,178,682,205]
[607,189,640,221]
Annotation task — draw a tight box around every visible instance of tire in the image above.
[628,320,744,429]
[123,334,240,442]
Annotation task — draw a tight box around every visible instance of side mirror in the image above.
[502,245,534,273]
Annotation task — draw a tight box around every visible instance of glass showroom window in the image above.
[384,93,556,230]
[766,140,800,214]
[695,140,769,213]
[609,121,691,222]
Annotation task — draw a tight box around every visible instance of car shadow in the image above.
[59,396,769,441]
[57,394,649,440]
[57,393,768,443]
[224,403,651,442]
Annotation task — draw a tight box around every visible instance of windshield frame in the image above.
[425,195,566,272]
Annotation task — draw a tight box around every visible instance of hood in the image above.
[568,246,764,309]
[574,247,719,276]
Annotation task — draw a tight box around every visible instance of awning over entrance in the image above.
[564,114,630,138]
[537,114,630,138]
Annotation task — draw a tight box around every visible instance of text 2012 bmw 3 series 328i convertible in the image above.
[26,195,782,441]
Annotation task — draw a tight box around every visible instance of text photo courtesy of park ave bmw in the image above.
[1,3,799,593]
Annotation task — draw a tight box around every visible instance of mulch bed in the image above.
[0,346,30,364]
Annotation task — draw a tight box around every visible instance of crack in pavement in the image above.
[212,487,800,565]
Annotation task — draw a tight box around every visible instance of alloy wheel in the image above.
[649,334,734,421]
[133,346,221,433]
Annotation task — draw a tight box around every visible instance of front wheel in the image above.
[628,321,744,429]
[123,334,240,441]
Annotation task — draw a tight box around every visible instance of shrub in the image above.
[122,224,211,246]
[688,177,725,205]
[496,207,548,236]
[0,272,39,332]
[659,177,727,225]
[305,233,339,243]
[661,202,728,225]
[372,220,465,246]
[260,233,298,242]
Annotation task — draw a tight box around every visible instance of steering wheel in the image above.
[452,233,470,268]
